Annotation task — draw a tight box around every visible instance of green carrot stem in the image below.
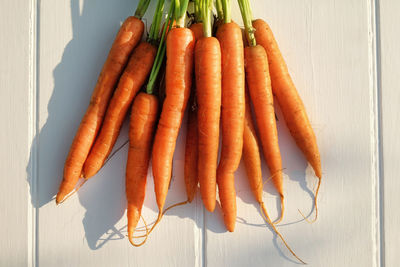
[175,0,190,27]
[215,0,224,21]
[148,0,165,43]
[194,0,202,22]
[237,0,256,46]
[200,0,212,37]
[146,1,175,94]
[135,0,152,19]
[221,0,231,23]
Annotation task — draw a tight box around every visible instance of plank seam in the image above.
[28,0,39,266]
[368,0,384,266]
[374,0,385,266]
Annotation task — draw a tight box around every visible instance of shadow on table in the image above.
[26,0,146,250]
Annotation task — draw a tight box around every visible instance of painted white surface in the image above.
[1,0,398,266]
[0,0,33,266]
[380,1,400,266]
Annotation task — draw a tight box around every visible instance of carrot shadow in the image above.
[26,0,149,251]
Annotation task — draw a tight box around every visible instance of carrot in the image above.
[184,95,198,203]
[56,1,150,204]
[183,22,203,203]
[82,42,156,178]
[243,89,304,264]
[244,45,285,222]
[152,0,194,212]
[190,22,204,41]
[238,0,305,263]
[242,88,263,204]
[126,0,182,246]
[215,0,245,232]
[195,0,221,213]
[238,4,284,222]
[253,19,322,222]
[126,93,159,246]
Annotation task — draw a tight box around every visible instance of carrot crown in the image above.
[134,0,151,19]
[146,1,175,94]
[174,0,190,27]
[199,0,212,37]
[237,0,256,46]
[148,0,165,44]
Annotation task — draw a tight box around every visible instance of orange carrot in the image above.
[215,20,245,232]
[244,45,284,221]
[126,93,158,246]
[238,1,305,263]
[190,22,204,41]
[195,1,221,212]
[237,0,284,222]
[82,42,156,178]
[184,94,198,203]
[152,27,195,212]
[183,23,203,203]
[253,19,322,221]
[242,88,263,204]
[56,15,145,204]
[242,87,305,264]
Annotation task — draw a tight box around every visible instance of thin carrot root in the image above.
[56,179,87,205]
[298,177,321,223]
[133,200,189,239]
[261,170,285,224]
[273,195,285,225]
[128,215,149,247]
[260,202,307,265]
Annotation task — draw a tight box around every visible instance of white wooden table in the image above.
[1,0,399,266]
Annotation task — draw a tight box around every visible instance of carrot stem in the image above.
[237,0,255,46]
[194,0,202,22]
[148,0,165,44]
[135,0,152,19]
[147,1,175,94]
[200,0,212,37]
[215,0,224,21]
[175,0,190,27]
[221,0,231,23]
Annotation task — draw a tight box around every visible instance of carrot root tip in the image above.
[273,195,285,225]
[260,202,306,265]
[128,215,149,247]
[298,177,321,224]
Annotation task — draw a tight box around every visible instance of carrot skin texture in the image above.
[195,37,222,213]
[126,93,159,242]
[82,42,156,178]
[183,23,204,203]
[244,45,284,198]
[216,22,245,232]
[56,17,144,203]
[190,23,204,42]
[184,97,199,203]
[242,89,263,203]
[253,19,321,178]
[152,28,195,211]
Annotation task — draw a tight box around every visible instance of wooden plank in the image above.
[205,0,376,266]
[379,0,400,265]
[36,1,201,266]
[0,0,33,266]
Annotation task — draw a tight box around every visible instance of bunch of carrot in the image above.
[56,0,321,263]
